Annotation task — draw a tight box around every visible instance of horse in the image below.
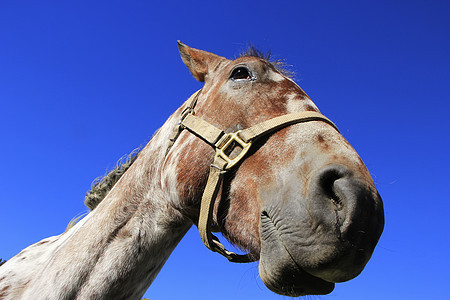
[0,42,384,299]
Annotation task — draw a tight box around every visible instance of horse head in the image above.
[164,42,384,296]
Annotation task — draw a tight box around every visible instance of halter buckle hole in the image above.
[215,131,251,169]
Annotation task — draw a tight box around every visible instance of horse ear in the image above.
[177,41,225,82]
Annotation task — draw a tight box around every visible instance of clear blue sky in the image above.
[1,1,449,299]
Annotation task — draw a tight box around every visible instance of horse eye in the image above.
[230,67,252,81]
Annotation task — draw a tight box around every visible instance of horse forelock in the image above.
[238,45,294,78]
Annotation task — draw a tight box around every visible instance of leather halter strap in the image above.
[167,90,339,263]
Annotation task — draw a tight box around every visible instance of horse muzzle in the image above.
[258,164,384,296]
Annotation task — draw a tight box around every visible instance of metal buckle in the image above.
[215,131,252,170]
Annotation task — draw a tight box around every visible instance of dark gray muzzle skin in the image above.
[259,164,384,296]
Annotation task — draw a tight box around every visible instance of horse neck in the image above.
[0,112,192,300]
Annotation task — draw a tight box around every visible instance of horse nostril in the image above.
[318,166,349,211]
[311,164,379,240]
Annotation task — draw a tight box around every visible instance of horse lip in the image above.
[259,210,335,296]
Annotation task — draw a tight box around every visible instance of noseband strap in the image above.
[167,90,339,263]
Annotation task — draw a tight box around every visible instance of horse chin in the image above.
[259,260,335,296]
[258,230,335,296]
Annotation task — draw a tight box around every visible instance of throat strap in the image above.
[166,90,201,156]
[168,90,339,263]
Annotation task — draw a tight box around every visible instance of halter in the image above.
[167,90,339,263]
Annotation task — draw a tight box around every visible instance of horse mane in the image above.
[239,45,294,78]
[84,147,142,211]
